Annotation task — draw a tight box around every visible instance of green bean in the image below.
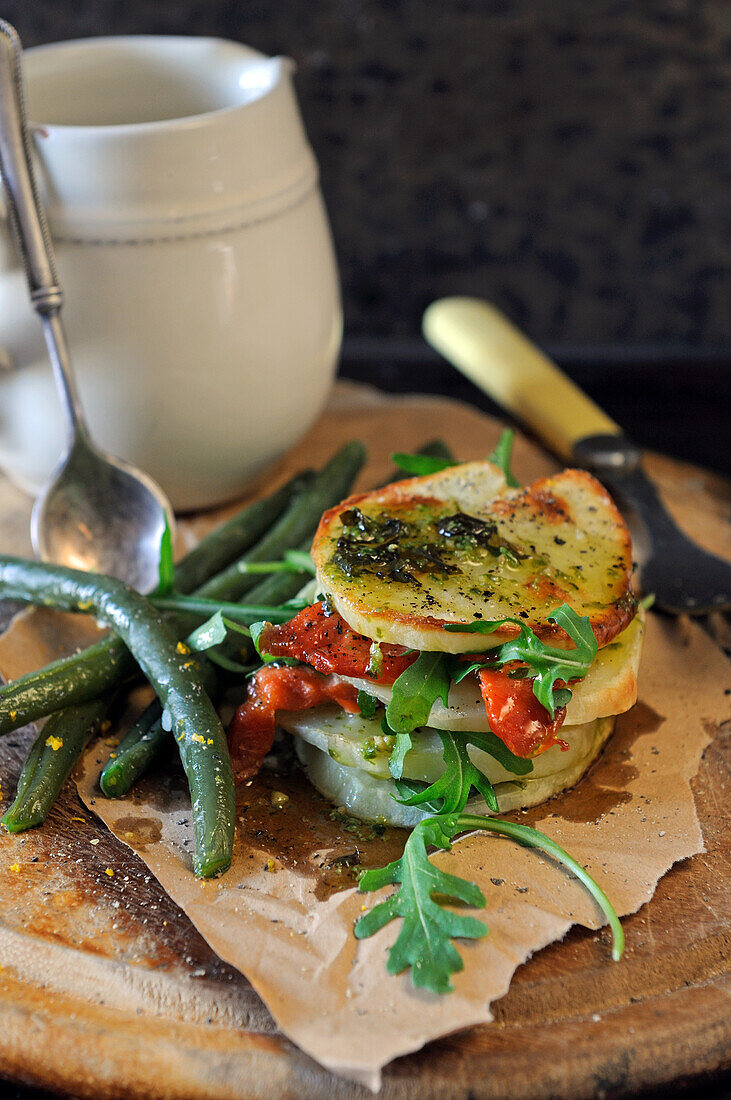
[99,579,308,798]
[172,472,310,594]
[99,653,219,799]
[99,699,169,799]
[0,558,235,877]
[0,639,134,735]
[196,441,365,602]
[237,538,314,604]
[10,724,45,807]
[0,470,322,734]
[2,697,112,833]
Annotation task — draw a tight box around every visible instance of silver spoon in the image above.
[0,20,174,593]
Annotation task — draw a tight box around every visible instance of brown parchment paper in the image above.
[0,383,729,1090]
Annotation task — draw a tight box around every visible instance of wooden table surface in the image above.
[0,393,728,1100]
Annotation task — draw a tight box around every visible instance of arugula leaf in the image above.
[355,810,624,994]
[385,652,451,776]
[393,778,444,814]
[355,814,488,993]
[357,690,379,719]
[460,728,534,776]
[388,728,413,780]
[187,610,228,651]
[232,559,307,576]
[486,429,520,487]
[185,611,253,672]
[445,604,597,719]
[456,813,625,961]
[392,726,531,815]
[390,452,456,476]
[394,730,499,813]
[386,652,450,735]
[155,517,175,595]
[186,609,251,653]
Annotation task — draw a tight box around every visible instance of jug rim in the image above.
[24,35,294,135]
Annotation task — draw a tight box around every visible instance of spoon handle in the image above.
[0,20,61,313]
[0,20,86,441]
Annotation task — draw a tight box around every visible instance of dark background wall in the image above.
[2,0,729,473]
[5,0,730,351]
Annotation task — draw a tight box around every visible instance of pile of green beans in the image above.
[0,439,454,877]
[0,442,367,874]
[0,556,237,877]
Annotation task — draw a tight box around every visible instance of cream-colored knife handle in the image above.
[423,297,620,462]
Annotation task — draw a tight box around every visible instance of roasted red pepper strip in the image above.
[228,666,360,782]
[258,601,415,683]
[477,667,568,758]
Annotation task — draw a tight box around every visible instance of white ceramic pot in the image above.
[0,36,342,511]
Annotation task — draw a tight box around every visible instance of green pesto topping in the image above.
[332,505,530,588]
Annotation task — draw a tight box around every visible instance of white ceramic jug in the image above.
[0,36,342,511]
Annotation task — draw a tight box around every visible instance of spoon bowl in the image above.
[32,435,171,594]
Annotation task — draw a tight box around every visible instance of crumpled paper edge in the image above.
[67,615,726,1089]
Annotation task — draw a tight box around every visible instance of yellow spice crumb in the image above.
[176,641,190,655]
[264,859,276,873]
[104,868,114,877]
[207,738,214,745]
[9,863,20,873]
[45,735,63,751]
[191,733,205,743]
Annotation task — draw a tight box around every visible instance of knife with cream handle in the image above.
[422,296,731,615]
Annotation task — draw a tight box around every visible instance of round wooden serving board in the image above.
[0,385,728,1100]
